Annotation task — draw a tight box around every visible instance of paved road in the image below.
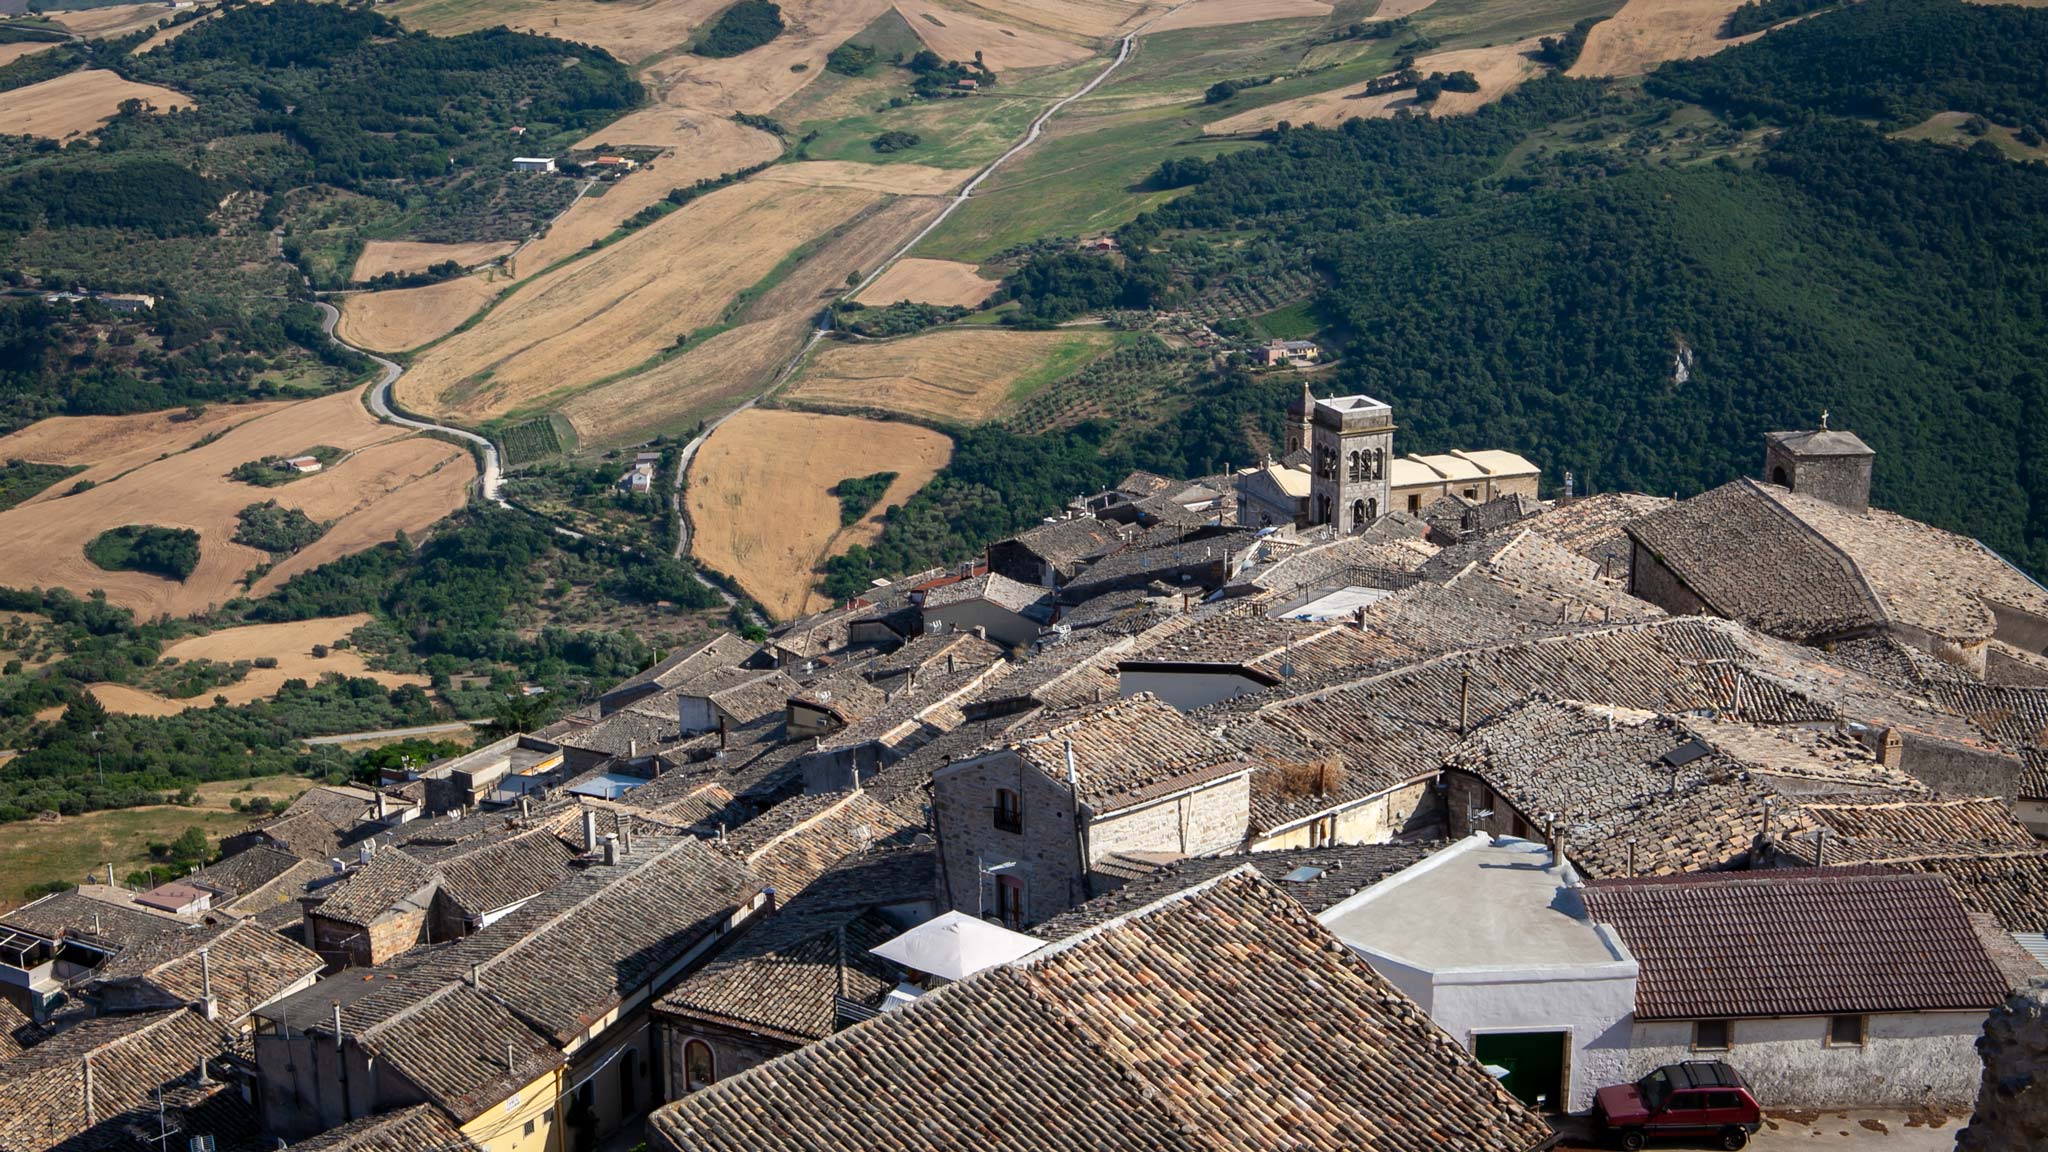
[301,720,485,746]
[315,301,507,507]
[670,7,1179,567]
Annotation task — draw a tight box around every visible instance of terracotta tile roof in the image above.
[243,810,351,861]
[1582,868,2010,1020]
[705,671,801,725]
[607,633,762,699]
[655,908,900,1042]
[188,845,305,899]
[1033,842,1446,940]
[647,871,1552,1152]
[307,849,438,927]
[279,785,378,827]
[1004,517,1125,572]
[1625,479,1887,641]
[997,694,1250,813]
[777,844,937,915]
[721,791,916,901]
[1,888,193,953]
[1882,850,2048,935]
[1245,527,1440,596]
[95,919,324,1023]
[360,981,564,1122]
[922,572,1048,615]
[435,828,580,917]
[0,1008,234,1152]
[1922,681,2048,797]
[1523,492,1672,577]
[1801,797,2037,857]
[282,1103,480,1152]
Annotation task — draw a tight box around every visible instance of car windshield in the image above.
[1638,1068,1672,1112]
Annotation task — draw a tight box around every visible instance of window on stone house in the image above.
[1408,493,1422,514]
[1463,487,1479,501]
[997,874,1026,929]
[1828,1015,1866,1047]
[994,788,1022,833]
[684,1039,716,1092]
[1693,1020,1732,1051]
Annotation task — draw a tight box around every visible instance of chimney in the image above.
[1064,740,1080,793]
[1354,605,1366,632]
[582,810,600,854]
[106,863,115,887]
[1814,827,1829,868]
[199,947,216,1019]
[718,715,728,749]
[375,792,387,820]
[1458,666,1471,736]
[506,1042,517,1073]
[358,843,374,866]
[518,795,532,818]
[195,1057,212,1086]
[1625,838,1638,878]
[470,963,483,989]
[947,654,957,675]
[973,625,987,641]
[629,738,639,760]
[332,1001,343,1050]
[602,833,619,866]
[618,820,631,856]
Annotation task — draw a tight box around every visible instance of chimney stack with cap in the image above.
[602,833,619,866]
[583,810,600,854]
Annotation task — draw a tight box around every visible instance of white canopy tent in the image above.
[869,910,1043,983]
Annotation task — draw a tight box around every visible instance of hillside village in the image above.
[5,398,2048,1151]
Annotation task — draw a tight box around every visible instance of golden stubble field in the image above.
[0,70,193,139]
[787,328,1112,423]
[84,614,429,715]
[352,240,518,281]
[1568,0,1769,77]
[399,180,885,423]
[333,274,506,354]
[1207,38,1545,134]
[854,257,1000,307]
[1145,0,1330,32]
[0,388,474,618]
[685,409,952,619]
[895,0,1093,69]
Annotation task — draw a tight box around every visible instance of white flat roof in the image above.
[1320,836,1629,972]
[1285,586,1396,621]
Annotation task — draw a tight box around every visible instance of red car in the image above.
[1593,1061,1763,1150]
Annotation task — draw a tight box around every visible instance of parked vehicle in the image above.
[1593,1061,1763,1150]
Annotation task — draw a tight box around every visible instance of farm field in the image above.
[0,41,58,67]
[787,328,1116,424]
[0,774,311,911]
[854,258,1000,307]
[636,0,899,115]
[352,240,517,281]
[0,402,294,497]
[0,387,474,617]
[1568,0,1762,76]
[334,274,506,354]
[0,69,192,139]
[47,3,176,38]
[399,181,884,423]
[684,409,951,619]
[84,614,429,715]
[895,0,1094,69]
[1145,0,1331,33]
[943,0,1148,39]
[1893,110,2048,162]
[1207,37,1546,133]
[756,161,974,196]
[133,7,221,53]
[384,0,728,61]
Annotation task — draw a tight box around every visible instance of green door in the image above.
[1473,1032,1567,1112]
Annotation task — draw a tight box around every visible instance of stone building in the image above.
[1309,393,1395,533]
[930,694,1252,926]
[1764,425,1875,513]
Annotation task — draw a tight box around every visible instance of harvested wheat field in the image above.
[401,181,882,422]
[352,240,517,282]
[855,258,1000,307]
[563,316,812,445]
[1371,0,1440,19]
[948,0,1146,40]
[757,161,973,196]
[0,387,473,618]
[334,274,503,354]
[638,0,897,115]
[0,402,293,500]
[387,0,729,62]
[686,409,951,619]
[1208,38,1544,134]
[896,0,1093,69]
[49,4,175,38]
[0,70,193,139]
[789,328,1112,423]
[743,194,946,320]
[514,126,781,276]
[134,7,221,53]
[1147,0,1329,32]
[1569,0,1765,77]
[85,614,429,715]
[0,41,59,68]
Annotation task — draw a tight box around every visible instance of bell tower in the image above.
[1285,379,1314,456]
[1308,394,1394,533]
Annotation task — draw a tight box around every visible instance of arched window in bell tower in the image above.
[1351,499,1365,529]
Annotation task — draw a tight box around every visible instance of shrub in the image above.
[694,0,783,57]
[84,526,201,581]
[233,501,327,554]
[827,41,878,75]
[871,130,922,153]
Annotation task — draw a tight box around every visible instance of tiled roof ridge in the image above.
[1580,864,1905,889]
[1019,863,1258,968]
[1735,479,1893,626]
[1803,795,2012,814]
[76,1006,196,1065]
[740,791,870,860]
[468,836,711,987]
[1818,846,2048,867]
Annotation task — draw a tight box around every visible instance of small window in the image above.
[1828,1014,1866,1047]
[1693,1020,1732,1051]
[524,1120,536,1138]
[1407,494,1422,514]
[684,1039,716,1093]
[997,874,1026,929]
[993,788,1022,834]
[1667,1093,1705,1112]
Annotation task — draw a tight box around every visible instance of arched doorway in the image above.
[619,1048,637,1115]
[1771,466,1790,488]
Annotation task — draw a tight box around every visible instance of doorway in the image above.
[1473,1031,1568,1112]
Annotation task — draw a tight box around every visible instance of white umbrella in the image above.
[869,911,1044,982]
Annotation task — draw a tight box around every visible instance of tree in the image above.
[171,826,210,862]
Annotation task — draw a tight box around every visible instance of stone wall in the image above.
[1628,1012,1987,1107]
[1628,541,1716,619]
[657,1015,795,1102]
[933,751,1085,924]
[1898,732,2024,805]
[1955,980,2048,1152]
[306,905,428,970]
[1765,443,1871,513]
[1088,776,1250,862]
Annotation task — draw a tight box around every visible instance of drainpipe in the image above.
[1067,741,1094,903]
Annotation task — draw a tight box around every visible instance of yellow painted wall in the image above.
[461,1067,563,1152]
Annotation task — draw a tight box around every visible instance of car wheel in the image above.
[1719,1127,1749,1151]
[1617,1130,1646,1152]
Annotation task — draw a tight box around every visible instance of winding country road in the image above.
[668,7,1182,563]
[315,301,508,507]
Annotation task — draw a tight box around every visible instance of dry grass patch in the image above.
[855,257,999,307]
[334,274,503,354]
[399,181,881,423]
[637,0,898,115]
[947,0,1147,40]
[134,7,222,53]
[1147,0,1330,32]
[756,161,973,195]
[563,316,811,445]
[896,0,1093,69]
[86,614,428,714]
[352,240,517,281]
[0,41,59,68]
[1207,38,1544,134]
[0,402,293,500]
[686,409,950,619]
[0,387,473,618]
[788,328,1112,423]
[1371,0,1440,19]
[386,0,729,62]
[1569,0,1765,77]
[48,4,175,38]
[0,70,193,139]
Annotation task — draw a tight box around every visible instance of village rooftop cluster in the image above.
[3,407,2048,1152]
